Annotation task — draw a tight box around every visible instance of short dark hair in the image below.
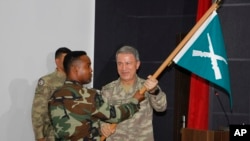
[55,47,71,59]
[63,51,87,75]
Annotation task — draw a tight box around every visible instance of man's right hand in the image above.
[133,90,145,102]
[101,123,116,137]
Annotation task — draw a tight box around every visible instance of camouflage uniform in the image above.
[32,71,66,141]
[101,76,167,141]
[48,80,140,141]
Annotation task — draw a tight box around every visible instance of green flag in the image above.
[173,11,232,106]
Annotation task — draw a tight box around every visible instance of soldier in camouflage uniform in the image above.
[32,47,71,141]
[48,51,145,141]
[101,46,167,141]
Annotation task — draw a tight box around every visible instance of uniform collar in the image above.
[65,80,82,86]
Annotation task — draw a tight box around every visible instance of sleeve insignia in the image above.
[38,79,45,86]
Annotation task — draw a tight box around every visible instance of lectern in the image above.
[181,128,229,141]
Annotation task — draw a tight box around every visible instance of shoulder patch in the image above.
[38,78,45,86]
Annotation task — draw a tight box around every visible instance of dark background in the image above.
[93,0,250,141]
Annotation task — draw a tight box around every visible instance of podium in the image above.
[181,128,229,141]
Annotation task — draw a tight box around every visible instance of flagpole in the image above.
[100,1,220,141]
[139,1,220,94]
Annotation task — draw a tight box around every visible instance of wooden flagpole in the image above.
[101,2,220,141]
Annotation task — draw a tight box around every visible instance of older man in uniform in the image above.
[101,46,167,141]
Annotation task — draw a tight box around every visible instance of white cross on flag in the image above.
[173,11,232,106]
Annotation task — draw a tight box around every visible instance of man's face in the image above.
[116,53,140,83]
[76,55,93,84]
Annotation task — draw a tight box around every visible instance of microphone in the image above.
[182,115,186,128]
[214,91,230,131]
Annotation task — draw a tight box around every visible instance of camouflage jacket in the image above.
[48,80,140,141]
[32,70,66,140]
[101,76,167,141]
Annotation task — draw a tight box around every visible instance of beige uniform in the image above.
[31,71,66,141]
[101,76,167,141]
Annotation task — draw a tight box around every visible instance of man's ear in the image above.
[72,63,80,73]
[136,61,141,70]
[55,58,60,67]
